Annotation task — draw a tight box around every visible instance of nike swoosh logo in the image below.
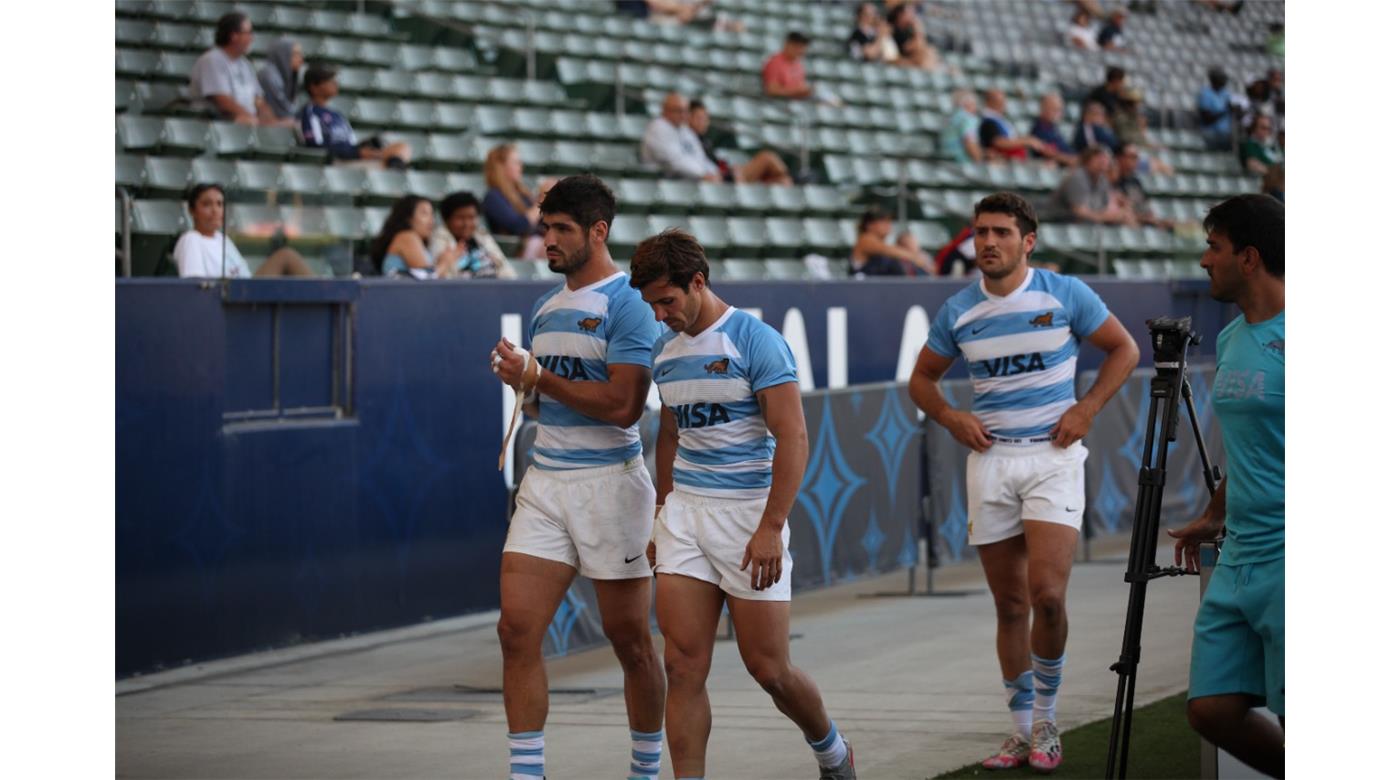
[624,554,643,564]
[971,324,990,335]
[657,366,673,377]
[1065,507,1079,512]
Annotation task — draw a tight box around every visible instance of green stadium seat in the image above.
[719,259,765,281]
[323,206,368,240]
[116,48,160,78]
[800,218,845,255]
[909,221,951,249]
[692,182,734,215]
[407,171,450,201]
[432,46,478,73]
[551,141,594,172]
[116,19,156,47]
[159,118,210,156]
[190,158,235,189]
[278,165,326,204]
[433,103,474,133]
[686,216,730,254]
[617,179,660,213]
[154,52,199,82]
[131,199,188,235]
[231,160,281,201]
[152,22,202,50]
[762,218,804,255]
[267,5,312,33]
[117,115,163,153]
[322,166,369,203]
[209,122,255,156]
[725,217,769,256]
[395,100,437,131]
[763,259,807,280]
[733,184,774,213]
[766,185,806,215]
[398,45,437,73]
[226,203,284,243]
[142,157,192,197]
[364,169,410,204]
[801,185,846,216]
[116,154,145,191]
[608,214,651,254]
[252,126,323,162]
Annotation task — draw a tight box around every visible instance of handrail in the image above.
[117,185,133,278]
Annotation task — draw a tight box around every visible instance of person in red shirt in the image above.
[762,32,814,100]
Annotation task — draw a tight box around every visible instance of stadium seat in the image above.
[617,180,660,214]
[117,115,163,153]
[142,157,192,198]
[279,165,327,204]
[364,169,410,205]
[189,158,235,190]
[909,221,951,250]
[763,259,807,280]
[608,214,651,255]
[762,218,805,256]
[231,160,282,202]
[719,259,766,281]
[687,216,731,254]
[208,122,254,156]
[131,199,188,236]
[116,154,145,192]
[322,166,369,204]
[725,217,769,256]
[800,218,845,256]
[159,118,211,157]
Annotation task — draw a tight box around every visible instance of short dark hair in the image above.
[786,31,811,46]
[1106,66,1126,83]
[186,182,224,211]
[303,62,338,91]
[973,191,1038,240]
[538,174,616,237]
[629,229,711,290]
[215,12,249,47]
[439,191,479,222]
[859,207,891,232]
[688,98,707,113]
[1203,194,1284,277]
[1079,143,1110,163]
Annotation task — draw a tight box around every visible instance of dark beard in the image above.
[547,244,589,274]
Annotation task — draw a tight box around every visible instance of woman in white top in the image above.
[174,184,313,278]
[1066,9,1099,50]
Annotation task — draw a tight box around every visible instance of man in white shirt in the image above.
[189,12,295,127]
[640,93,722,181]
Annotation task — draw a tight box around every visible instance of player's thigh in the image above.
[657,573,726,664]
[726,596,793,673]
[976,533,1029,608]
[593,576,656,640]
[1022,519,1079,597]
[1189,565,1266,704]
[1243,558,1285,717]
[499,552,577,639]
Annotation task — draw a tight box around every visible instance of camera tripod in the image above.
[1104,317,1223,779]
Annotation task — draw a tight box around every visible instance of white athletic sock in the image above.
[1032,653,1065,724]
[1004,670,1034,738]
[628,728,663,779]
[508,730,544,779]
[807,720,849,769]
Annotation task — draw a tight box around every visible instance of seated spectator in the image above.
[1029,93,1077,167]
[1046,146,1136,225]
[427,191,517,279]
[762,32,840,105]
[1113,145,1171,229]
[1073,101,1121,153]
[371,195,446,278]
[1262,163,1283,203]
[1112,89,1174,174]
[175,183,313,278]
[940,90,983,162]
[1197,68,1235,152]
[850,208,935,277]
[189,12,294,127]
[848,2,898,63]
[688,100,793,185]
[1096,7,1128,51]
[1083,66,1126,120]
[641,93,721,181]
[1066,9,1098,50]
[1239,114,1282,175]
[482,143,553,259]
[887,2,946,72]
[979,89,1050,161]
[298,64,412,168]
[257,38,303,121]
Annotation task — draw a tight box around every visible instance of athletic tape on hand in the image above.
[498,346,540,471]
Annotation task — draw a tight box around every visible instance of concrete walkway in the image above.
[116,534,1200,779]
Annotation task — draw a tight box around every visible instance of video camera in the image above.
[1147,316,1201,368]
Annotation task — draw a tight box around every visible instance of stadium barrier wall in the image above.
[116,277,1232,676]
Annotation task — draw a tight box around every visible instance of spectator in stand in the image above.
[482,143,554,260]
[641,93,720,181]
[1197,68,1235,152]
[850,208,936,277]
[941,90,983,162]
[298,64,412,168]
[257,38,303,121]
[1112,89,1174,174]
[848,2,898,63]
[427,191,517,279]
[980,89,1050,161]
[175,183,313,278]
[1097,7,1128,51]
[687,99,793,185]
[1029,93,1078,167]
[1084,66,1126,120]
[1066,8,1098,50]
[370,195,450,278]
[1262,164,1283,203]
[1239,115,1282,176]
[189,12,295,127]
[887,2,946,72]
[1073,101,1121,153]
[762,32,839,105]
[1046,145,1136,225]
[1113,144,1172,229]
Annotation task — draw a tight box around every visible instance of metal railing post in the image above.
[615,62,625,119]
[525,13,536,82]
[118,186,133,278]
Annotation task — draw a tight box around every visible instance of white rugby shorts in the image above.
[504,456,655,579]
[655,490,792,601]
[966,441,1088,546]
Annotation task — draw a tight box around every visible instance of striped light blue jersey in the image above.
[926,268,1109,439]
[525,271,663,470]
[654,307,798,499]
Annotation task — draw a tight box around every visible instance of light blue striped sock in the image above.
[1004,670,1034,738]
[508,730,544,779]
[1032,653,1065,724]
[627,728,663,779]
[806,720,849,769]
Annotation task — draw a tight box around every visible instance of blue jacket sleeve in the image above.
[482,189,533,236]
